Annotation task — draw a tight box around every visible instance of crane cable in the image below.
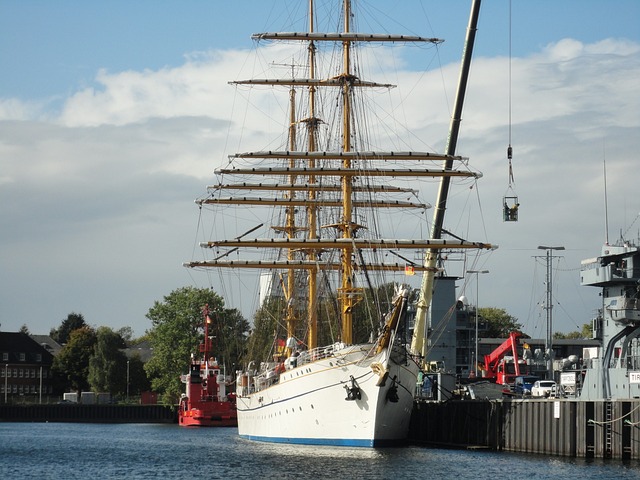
[507,0,515,188]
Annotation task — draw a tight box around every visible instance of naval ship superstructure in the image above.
[579,239,640,400]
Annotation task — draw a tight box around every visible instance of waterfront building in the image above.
[0,332,55,404]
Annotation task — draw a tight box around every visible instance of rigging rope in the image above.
[502,0,519,224]
[588,403,640,425]
[506,0,516,192]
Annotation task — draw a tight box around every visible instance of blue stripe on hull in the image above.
[239,434,407,448]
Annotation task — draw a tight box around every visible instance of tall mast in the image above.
[338,0,358,345]
[202,305,212,360]
[411,0,482,359]
[306,0,319,349]
[284,70,298,349]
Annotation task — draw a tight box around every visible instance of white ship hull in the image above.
[236,343,419,447]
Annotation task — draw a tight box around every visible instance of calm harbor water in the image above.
[1,422,638,479]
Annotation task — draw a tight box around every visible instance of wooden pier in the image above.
[410,398,640,460]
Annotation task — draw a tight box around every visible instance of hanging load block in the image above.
[503,196,519,222]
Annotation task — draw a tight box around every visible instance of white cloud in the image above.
[0,98,49,122]
[56,47,304,129]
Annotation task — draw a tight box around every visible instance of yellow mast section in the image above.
[284,77,297,352]
[339,0,357,345]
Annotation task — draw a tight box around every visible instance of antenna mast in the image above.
[603,151,610,244]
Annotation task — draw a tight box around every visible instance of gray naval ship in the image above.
[578,237,640,400]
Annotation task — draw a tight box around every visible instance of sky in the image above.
[1,0,639,340]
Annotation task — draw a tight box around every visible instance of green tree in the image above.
[125,354,151,398]
[117,326,134,344]
[50,312,87,345]
[581,322,594,338]
[144,286,249,404]
[19,324,30,334]
[88,327,128,395]
[52,326,97,394]
[212,307,250,374]
[246,296,286,365]
[553,323,593,340]
[478,307,523,338]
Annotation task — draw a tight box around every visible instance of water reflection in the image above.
[1,423,638,480]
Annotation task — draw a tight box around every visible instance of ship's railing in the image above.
[288,342,350,369]
[237,342,374,395]
[201,395,224,402]
[236,340,391,396]
[582,258,640,285]
[629,353,640,370]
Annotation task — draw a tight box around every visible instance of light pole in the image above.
[537,245,565,379]
[126,360,130,403]
[467,270,489,377]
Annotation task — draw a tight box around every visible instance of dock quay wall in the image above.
[410,399,640,460]
[0,404,177,424]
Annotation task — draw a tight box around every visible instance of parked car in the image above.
[531,380,557,397]
[513,375,539,395]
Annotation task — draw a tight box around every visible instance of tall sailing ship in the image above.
[185,0,492,446]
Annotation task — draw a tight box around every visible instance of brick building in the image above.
[1,332,55,403]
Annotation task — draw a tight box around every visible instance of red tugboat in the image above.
[178,306,237,427]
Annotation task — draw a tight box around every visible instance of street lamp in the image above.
[126,360,130,403]
[467,270,489,377]
[537,245,565,378]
